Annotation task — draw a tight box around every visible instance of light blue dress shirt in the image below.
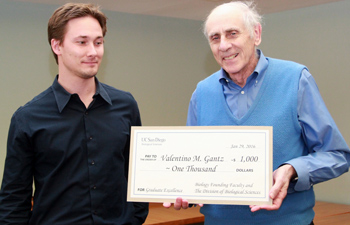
[187,50,350,192]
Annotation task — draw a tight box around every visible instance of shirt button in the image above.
[92,186,96,190]
[85,112,88,115]
[241,91,245,95]
[89,136,93,140]
[91,160,95,165]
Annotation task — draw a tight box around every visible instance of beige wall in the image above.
[0,0,349,205]
[260,0,350,204]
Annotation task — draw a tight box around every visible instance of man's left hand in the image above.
[249,164,297,212]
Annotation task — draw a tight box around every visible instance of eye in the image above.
[95,39,104,46]
[210,35,219,42]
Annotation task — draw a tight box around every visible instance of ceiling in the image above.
[14,0,342,21]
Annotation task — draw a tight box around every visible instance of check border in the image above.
[127,126,273,205]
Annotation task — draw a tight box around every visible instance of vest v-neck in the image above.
[220,60,273,124]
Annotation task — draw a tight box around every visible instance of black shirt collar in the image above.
[51,75,112,113]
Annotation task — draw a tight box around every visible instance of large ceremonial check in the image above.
[127,126,273,205]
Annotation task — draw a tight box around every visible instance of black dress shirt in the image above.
[0,76,148,224]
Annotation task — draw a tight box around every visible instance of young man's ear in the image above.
[51,39,61,55]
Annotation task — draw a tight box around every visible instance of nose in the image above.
[87,43,97,56]
[218,37,231,52]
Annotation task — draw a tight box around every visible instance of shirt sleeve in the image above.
[286,69,350,192]
[0,112,34,224]
[131,115,149,225]
[125,100,149,225]
[186,90,198,126]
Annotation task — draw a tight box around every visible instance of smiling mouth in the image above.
[83,61,98,65]
[224,53,238,60]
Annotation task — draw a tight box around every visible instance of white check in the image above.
[127,126,273,205]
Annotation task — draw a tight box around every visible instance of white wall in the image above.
[0,0,349,205]
[0,0,218,188]
[260,0,350,204]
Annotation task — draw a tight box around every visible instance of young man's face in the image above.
[53,16,104,79]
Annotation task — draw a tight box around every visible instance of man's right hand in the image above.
[163,197,203,210]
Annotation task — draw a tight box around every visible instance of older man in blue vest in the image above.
[164,1,350,225]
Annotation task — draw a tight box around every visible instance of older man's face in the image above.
[206,7,261,81]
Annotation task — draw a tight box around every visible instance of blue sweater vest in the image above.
[196,58,315,224]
